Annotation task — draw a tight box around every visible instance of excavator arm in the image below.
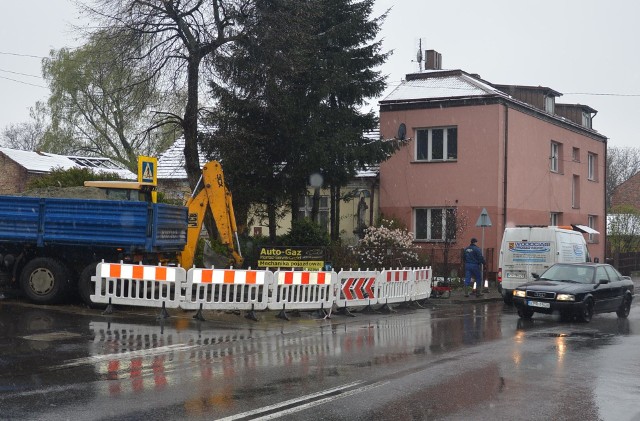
[178,161,244,269]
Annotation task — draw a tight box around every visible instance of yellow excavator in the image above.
[178,160,244,269]
[83,160,244,269]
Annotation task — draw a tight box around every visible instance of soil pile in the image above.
[17,186,110,200]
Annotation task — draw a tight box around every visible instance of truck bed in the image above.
[0,196,187,252]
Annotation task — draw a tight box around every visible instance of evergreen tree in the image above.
[205,0,397,241]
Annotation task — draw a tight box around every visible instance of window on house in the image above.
[545,96,555,114]
[298,195,329,230]
[416,127,458,161]
[572,147,580,162]
[582,112,592,129]
[588,215,597,243]
[588,153,597,181]
[415,207,456,241]
[572,175,580,208]
[550,141,561,173]
[550,212,561,226]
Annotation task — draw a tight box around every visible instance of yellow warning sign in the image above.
[138,156,157,185]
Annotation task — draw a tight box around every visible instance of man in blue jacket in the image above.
[464,238,486,297]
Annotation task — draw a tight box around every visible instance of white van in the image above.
[498,226,590,304]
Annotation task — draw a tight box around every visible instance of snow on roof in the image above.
[0,148,135,179]
[382,71,506,102]
[157,137,207,179]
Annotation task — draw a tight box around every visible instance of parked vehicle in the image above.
[0,160,242,305]
[498,226,591,304]
[512,263,634,322]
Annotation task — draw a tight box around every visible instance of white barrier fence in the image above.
[90,263,432,320]
[90,262,186,317]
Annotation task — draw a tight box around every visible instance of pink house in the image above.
[378,51,607,276]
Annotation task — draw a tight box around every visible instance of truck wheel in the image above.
[20,257,71,304]
[78,262,106,308]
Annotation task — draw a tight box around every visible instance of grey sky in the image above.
[1,0,638,148]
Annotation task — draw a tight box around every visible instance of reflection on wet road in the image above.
[1,294,639,420]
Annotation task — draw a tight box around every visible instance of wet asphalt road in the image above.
[1,283,640,421]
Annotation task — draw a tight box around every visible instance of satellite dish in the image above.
[397,123,406,140]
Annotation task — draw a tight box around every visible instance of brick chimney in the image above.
[425,50,442,70]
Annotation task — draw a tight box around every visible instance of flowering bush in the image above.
[354,219,419,269]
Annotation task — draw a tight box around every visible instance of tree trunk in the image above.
[183,55,203,191]
[333,185,341,241]
[268,199,277,242]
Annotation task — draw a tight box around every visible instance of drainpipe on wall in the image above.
[503,104,509,230]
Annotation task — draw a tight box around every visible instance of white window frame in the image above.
[545,96,555,114]
[550,142,560,172]
[414,207,455,241]
[588,215,597,243]
[298,195,330,230]
[415,127,458,162]
[572,175,580,209]
[588,153,596,181]
[550,212,561,226]
[582,112,592,129]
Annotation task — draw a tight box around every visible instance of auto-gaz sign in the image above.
[258,246,324,270]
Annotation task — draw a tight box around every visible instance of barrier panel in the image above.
[267,270,335,315]
[90,262,185,314]
[411,267,432,301]
[181,268,272,317]
[377,269,413,306]
[334,270,379,311]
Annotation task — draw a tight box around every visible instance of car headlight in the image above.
[513,290,526,298]
[556,294,575,301]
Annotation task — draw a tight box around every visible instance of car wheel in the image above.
[517,307,534,320]
[616,294,632,318]
[19,257,71,304]
[579,297,594,323]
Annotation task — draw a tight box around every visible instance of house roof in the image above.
[157,134,381,180]
[380,69,606,141]
[157,137,207,179]
[383,70,506,102]
[0,148,136,179]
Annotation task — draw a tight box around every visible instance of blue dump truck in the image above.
[0,195,188,304]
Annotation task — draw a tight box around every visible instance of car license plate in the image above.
[507,272,525,279]
[527,300,550,309]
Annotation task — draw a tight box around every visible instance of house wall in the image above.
[249,177,380,244]
[380,104,503,264]
[0,154,38,194]
[379,102,606,270]
[611,172,640,210]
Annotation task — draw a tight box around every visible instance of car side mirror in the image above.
[532,273,540,280]
[597,278,609,285]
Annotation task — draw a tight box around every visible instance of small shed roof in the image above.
[0,148,135,179]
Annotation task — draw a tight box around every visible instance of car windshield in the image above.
[540,265,594,284]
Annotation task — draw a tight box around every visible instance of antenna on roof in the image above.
[413,38,423,71]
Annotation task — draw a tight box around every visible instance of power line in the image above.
[0,68,41,79]
[0,51,46,59]
[0,75,47,88]
[564,92,640,97]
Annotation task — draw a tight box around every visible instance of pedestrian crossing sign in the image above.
[138,156,157,185]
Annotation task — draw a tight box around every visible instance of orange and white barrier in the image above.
[333,269,379,310]
[267,270,335,312]
[88,265,434,319]
[90,262,185,309]
[180,268,271,312]
[377,269,413,305]
[411,267,432,301]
